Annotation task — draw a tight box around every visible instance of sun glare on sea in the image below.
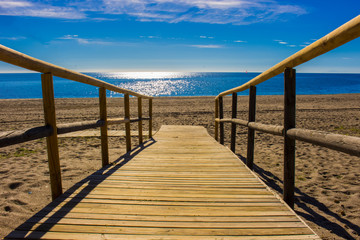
[103,72,195,80]
[101,72,200,96]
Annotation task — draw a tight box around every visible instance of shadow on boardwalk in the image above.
[237,154,360,240]
[5,139,156,239]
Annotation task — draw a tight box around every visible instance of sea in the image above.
[0,72,360,99]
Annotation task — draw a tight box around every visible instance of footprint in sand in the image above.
[8,182,23,190]
[4,206,11,212]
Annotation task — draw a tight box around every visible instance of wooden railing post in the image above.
[284,67,296,209]
[149,99,153,139]
[41,73,62,200]
[230,93,237,152]
[138,97,143,144]
[214,98,219,141]
[219,96,224,145]
[124,94,131,152]
[247,86,257,170]
[99,87,109,167]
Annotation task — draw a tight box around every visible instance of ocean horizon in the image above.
[0,72,360,99]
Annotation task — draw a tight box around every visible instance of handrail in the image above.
[0,45,154,200]
[217,15,360,99]
[0,44,152,99]
[214,15,360,209]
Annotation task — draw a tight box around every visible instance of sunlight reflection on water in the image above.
[104,72,199,96]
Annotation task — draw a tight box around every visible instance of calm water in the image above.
[0,72,359,99]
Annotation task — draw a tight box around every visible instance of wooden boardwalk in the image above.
[6,125,319,240]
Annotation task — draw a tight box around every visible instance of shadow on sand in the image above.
[237,153,360,240]
[5,138,156,239]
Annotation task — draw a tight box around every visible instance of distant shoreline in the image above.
[1,92,360,100]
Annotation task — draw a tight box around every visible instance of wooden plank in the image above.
[5,125,319,240]
[23,212,300,222]
[41,73,62,200]
[16,223,313,236]
[6,231,321,240]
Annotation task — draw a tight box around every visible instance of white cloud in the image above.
[189,44,224,48]
[57,35,115,45]
[200,36,214,39]
[0,0,32,8]
[0,0,307,24]
[0,36,26,40]
[0,0,85,19]
[234,40,246,43]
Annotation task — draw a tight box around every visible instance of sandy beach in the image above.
[0,94,359,239]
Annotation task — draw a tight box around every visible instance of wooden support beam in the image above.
[41,73,62,200]
[124,94,131,152]
[230,93,237,152]
[0,126,52,148]
[99,87,109,167]
[219,96,224,145]
[57,120,104,135]
[214,98,219,141]
[149,99,153,139]
[138,97,143,144]
[287,128,360,157]
[247,86,257,170]
[248,122,284,136]
[283,68,296,209]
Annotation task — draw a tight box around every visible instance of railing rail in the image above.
[0,45,153,200]
[214,15,360,209]
[216,15,360,98]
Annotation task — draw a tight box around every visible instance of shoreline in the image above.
[0,93,359,239]
[1,92,360,100]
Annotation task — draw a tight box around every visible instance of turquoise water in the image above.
[0,72,360,99]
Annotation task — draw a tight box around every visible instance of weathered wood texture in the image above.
[219,96,224,144]
[0,126,52,148]
[287,128,360,157]
[283,68,296,209]
[149,99,153,138]
[246,86,256,170]
[217,15,360,97]
[214,98,219,141]
[124,94,131,152]
[99,87,109,167]
[57,120,105,135]
[230,93,237,152]
[5,125,320,240]
[138,97,143,144]
[41,73,62,200]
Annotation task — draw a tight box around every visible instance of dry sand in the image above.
[0,94,359,239]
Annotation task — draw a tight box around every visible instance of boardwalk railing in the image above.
[0,45,153,200]
[214,15,360,208]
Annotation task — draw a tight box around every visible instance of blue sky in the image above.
[0,0,359,73]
